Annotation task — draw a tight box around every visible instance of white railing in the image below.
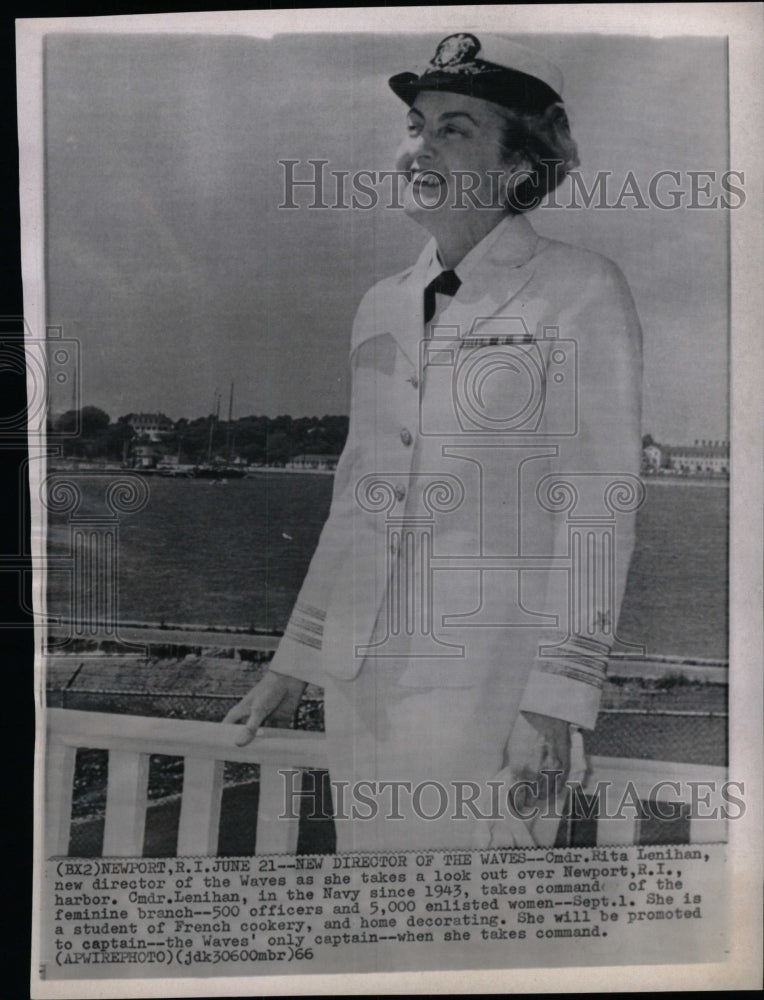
[573,755,728,845]
[46,708,728,857]
[46,709,327,857]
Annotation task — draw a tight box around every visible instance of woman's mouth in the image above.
[410,169,445,189]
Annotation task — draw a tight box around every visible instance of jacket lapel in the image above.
[350,240,436,368]
[437,215,541,338]
[350,216,543,365]
[389,242,436,366]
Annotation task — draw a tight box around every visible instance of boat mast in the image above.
[226,381,234,463]
[207,389,220,463]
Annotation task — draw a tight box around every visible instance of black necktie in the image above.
[423,269,461,325]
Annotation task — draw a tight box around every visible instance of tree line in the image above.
[49,407,350,466]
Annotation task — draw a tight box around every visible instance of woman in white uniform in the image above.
[226,33,643,852]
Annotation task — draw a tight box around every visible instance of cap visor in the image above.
[391,70,502,107]
[389,69,560,111]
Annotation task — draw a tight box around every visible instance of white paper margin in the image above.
[20,4,762,995]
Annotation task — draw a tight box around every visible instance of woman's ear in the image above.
[507,156,533,181]
[503,159,534,203]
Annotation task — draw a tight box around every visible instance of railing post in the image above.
[595,781,639,845]
[256,765,300,855]
[177,757,224,855]
[103,750,150,856]
[46,738,77,856]
[687,783,727,844]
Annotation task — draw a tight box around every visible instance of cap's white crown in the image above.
[427,32,564,97]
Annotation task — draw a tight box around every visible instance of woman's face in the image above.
[396,90,520,220]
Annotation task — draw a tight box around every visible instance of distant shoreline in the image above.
[246,466,334,476]
[46,462,729,486]
[643,476,729,488]
[46,462,336,477]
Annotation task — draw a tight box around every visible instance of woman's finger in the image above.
[222,691,255,724]
[232,676,287,746]
[234,697,275,746]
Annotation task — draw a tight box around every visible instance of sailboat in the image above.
[192,382,246,480]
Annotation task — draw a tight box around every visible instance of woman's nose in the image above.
[410,131,435,161]
[397,131,435,167]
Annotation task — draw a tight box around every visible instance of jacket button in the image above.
[394,484,406,502]
[400,428,413,446]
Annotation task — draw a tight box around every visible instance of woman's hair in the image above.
[493,102,579,214]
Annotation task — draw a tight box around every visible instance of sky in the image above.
[43,29,731,444]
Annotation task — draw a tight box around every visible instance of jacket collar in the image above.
[351,214,541,362]
[426,211,540,289]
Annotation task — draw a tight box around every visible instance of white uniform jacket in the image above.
[270,213,643,732]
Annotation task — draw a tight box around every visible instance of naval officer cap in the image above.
[389,33,564,114]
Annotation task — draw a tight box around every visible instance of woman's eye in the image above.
[440,125,463,137]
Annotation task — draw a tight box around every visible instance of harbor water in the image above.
[45,474,728,661]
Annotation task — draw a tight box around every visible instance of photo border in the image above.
[19,4,762,995]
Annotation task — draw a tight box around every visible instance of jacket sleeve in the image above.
[518,257,643,729]
[267,307,368,685]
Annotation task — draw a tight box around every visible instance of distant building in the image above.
[287,454,340,471]
[131,442,170,469]
[127,412,174,442]
[643,443,663,471]
[662,440,729,476]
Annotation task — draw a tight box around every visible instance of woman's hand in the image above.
[223,671,306,746]
[505,710,571,813]
[478,712,573,849]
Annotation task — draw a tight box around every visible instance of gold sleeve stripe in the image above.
[537,661,605,689]
[290,614,324,636]
[295,601,327,621]
[568,634,611,656]
[284,626,322,651]
[542,649,608,673]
